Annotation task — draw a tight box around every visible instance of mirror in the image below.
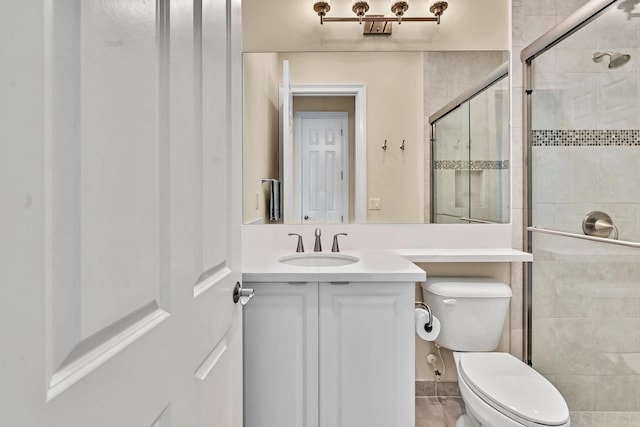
[243,50,509,225]
[431,65,510,224]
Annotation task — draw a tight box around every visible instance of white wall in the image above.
[243,53,280,224]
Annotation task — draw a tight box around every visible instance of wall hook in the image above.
[382,139,387,151]
[400,139,405,151]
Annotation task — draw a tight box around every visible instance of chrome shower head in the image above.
[593,51,631,69]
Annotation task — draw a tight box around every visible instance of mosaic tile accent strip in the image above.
[433,160,509,170]
[532,130,640,146]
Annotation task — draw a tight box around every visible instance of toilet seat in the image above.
[458,352,569,427]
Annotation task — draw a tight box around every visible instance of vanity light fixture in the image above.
[313,0,448,31]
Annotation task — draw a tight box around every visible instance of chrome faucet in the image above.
[331,233,348,252]
[314,228,322,252]
[288,233,304,252]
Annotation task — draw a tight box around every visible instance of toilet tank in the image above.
[421,277,512,352]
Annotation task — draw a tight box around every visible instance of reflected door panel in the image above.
[298,113,348,224]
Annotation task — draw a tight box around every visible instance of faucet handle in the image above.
[288,233,304,252]
[331,233,348,252]
[314,228,322,252]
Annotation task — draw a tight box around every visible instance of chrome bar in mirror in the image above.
[459,217,499,224]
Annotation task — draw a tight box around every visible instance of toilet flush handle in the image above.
[443,298,457,305]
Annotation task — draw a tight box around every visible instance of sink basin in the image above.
[278,253,359,267]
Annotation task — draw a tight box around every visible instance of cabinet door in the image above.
[244,282,319,427]
[319,282,415,427]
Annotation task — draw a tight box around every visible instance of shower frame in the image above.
[521,0,620,365]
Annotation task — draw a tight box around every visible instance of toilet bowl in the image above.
[454,352,570,427]
[421,277,570,427]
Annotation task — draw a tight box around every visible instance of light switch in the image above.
[368,197,381,210]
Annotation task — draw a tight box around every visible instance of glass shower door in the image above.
[469,76,510,223]
[527,1,640,421]
[432,102,470,223]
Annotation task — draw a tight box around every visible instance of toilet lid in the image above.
[459,353,569,426]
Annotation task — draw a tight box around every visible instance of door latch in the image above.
[233,282,254,305]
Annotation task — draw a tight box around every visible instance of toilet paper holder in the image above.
[415,301,434,333]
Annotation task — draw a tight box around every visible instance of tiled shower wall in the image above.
[516,0,640,423]
[511,0,595,365]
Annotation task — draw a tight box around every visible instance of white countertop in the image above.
[242,248,532,282]
[242,250,427,283]
[396,248,533,263]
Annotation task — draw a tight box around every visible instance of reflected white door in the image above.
[0,1,242,426]
[297,113,348,224]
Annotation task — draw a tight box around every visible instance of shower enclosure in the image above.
[430,63,510,224]
[524,0,640,423]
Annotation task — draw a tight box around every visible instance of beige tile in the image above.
[556,0,591,19]
[532,317,598,375]
[524,0,556,16]
[440,397,465,427]
[415,397,445,427]
[548,375,596,412]
[436,382,461,397]
[510,286,523,330]
[510,262,524,291]
[511,53,524,89]
[510,329,524,360]
[595,12,639,49]
[511,166,524,211]
[571,412,594,427]
[415,381,435,397]
[511,208,524,249]
[512,7,525,48]
[523,14,558,45]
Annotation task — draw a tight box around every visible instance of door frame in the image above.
[280,84,367,224]
[295,112,349,224]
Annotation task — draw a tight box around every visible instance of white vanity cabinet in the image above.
[243,282,319,427]
[243,280,415,427]
[318,281,415,427]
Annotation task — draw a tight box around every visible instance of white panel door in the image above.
[0,1,242,426]
[319,282,415,427]
[243,282,319,427]
[299,114,348,224]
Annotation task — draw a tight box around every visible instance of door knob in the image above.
[304,215,310,220]
[233,282,254,305]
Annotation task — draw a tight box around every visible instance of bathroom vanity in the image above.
[242,250,425,427]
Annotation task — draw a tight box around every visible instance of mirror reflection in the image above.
[242,50,509,225]
[431,65,510,224]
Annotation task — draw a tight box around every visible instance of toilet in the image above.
[421,277,570,427]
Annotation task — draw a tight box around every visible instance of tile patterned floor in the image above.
[416,403,640,427]
[570,412,640,427]
[416,397,465,427]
